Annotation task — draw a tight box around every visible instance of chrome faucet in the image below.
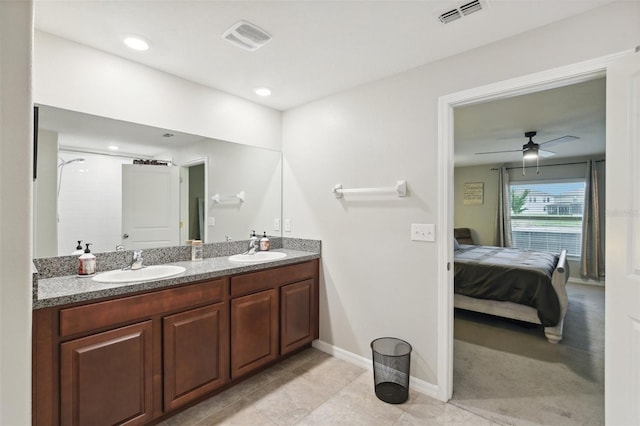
[125,250,144,270]
[246,231,259,255]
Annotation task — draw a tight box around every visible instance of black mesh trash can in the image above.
[371,337,412,404]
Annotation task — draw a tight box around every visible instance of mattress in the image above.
[454,244,560,326]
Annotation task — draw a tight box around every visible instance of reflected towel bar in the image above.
[212,191,245,203]
[332,180,407,198]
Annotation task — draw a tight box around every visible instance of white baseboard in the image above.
[311,340,442,401]
[568,277,605,287]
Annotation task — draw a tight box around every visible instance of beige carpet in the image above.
[451,282,605,426]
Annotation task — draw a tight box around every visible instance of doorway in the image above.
[436,52,628,404]
[179,157,208,244]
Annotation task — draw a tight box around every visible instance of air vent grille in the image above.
[223,20,272,52]
[438,0,485,24]
[460,0,482,16]
[439,9,462,24]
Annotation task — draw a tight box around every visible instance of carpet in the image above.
[451,283,605,426]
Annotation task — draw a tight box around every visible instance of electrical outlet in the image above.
[274,218,281,231]
[207,217,215,226]
[284,218,291,232]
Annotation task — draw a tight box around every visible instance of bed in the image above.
[454,244,569,343]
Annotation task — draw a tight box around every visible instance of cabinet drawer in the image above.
[59,279,225,338]
[231,261,315,297]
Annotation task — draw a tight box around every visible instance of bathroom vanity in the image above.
[32,247,320,425]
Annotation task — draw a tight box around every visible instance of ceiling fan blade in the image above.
[538,149,555,158]
[539,135,579,148]
[475,148,522,155]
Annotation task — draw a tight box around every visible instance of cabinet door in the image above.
[60,321,153,426]
[163,302,229,411]
[230,289,278,379]
[281,279,314,355]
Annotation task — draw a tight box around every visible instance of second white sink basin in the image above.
[229,252,287,263]
[92,265,186,283]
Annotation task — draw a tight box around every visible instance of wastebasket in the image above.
[370,337,412,404]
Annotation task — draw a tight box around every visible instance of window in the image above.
[509,180,586,258]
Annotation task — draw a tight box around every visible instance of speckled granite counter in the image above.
[34,248,320,309]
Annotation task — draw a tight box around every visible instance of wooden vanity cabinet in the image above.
[163,302,229,411]
[33,259,319,426]
[280,279,315,355]
[230,289,279,378]
[230,260,319,378]
[60,321,153,426]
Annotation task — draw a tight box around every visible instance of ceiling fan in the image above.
[475,131,579,158]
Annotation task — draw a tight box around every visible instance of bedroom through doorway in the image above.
[449,76,606,424]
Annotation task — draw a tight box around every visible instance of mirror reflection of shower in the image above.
[57,158,85,226]
[57,157,85,199]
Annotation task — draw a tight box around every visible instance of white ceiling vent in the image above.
[439,0,485,24]
[222,20,272,52]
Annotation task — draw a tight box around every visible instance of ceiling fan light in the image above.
[523,146,538,160]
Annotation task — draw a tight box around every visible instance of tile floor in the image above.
[159,347,497,426]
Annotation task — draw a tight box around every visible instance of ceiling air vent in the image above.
[438,9,462,24]
[439,0,485,24]
[222,20,272,52]
[460,0,483,16]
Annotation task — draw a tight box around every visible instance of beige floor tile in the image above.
[250,372,338,426]
[296,393,390,426]
[194,397,278,426]
[292,354,367,391]
[159,348,495,426]
[395,392,494,426]
[334,372,407,423]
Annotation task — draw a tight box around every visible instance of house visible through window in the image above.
[509,180,586,258]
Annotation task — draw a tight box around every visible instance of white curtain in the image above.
[496,167,512,247]
[581,160,604,279]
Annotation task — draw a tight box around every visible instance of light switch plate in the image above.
[274,218,281,231]
[207,216,215,226]
[411,223,435,242]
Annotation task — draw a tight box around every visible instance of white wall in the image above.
[167,139,281,243]
[34,31,282,152]
[0,0,33,423]
[282,1,639,388]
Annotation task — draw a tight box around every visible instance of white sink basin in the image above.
[92,265,186,283]
[229,252,287,263]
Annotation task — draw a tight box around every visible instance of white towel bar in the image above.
[332,180,407,198]
[212,191,245,203]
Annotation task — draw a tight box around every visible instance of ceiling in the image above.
[454,77,606,167]
[38,105,207,158]
[34,0,614,112]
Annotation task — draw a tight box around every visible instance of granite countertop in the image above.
[34,249,319,309]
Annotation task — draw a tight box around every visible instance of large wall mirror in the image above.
[34,105,282,257]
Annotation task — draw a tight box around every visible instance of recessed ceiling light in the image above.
[124,36,149,51]
[254,87,271,97]
[108,145,119,151]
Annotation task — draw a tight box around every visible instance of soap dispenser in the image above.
[72,240,84,255]
[260,232,270,251]
[78,243,96,276]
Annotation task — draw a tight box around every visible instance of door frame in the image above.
[178,156,209,244]
[436,50,632,401]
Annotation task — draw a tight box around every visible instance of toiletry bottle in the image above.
[72,240,84,255]
[78,243,96,276]
[260,232,270,251]
[191,240,203,261]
